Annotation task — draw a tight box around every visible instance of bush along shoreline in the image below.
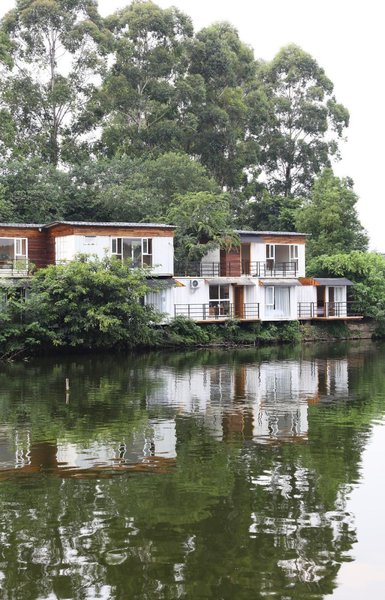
[0,256,377,362]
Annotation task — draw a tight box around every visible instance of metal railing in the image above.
[298,302,362,319]
[174,261,298,278]
[242,261,298,277]
[174,303,260,321]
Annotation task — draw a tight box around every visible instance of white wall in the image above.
[250,242,265,263]
[297,285,316,304]
[151,236,174,275]
[173,278,211,306]
[55,234,174,275]
[202,248,220,263]
[297,244,306,277]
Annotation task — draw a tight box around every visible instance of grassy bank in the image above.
[152,318,374,349]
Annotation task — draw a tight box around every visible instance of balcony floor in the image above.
[299,316,363,321]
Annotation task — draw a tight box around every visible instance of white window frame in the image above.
[289,245,298,260]
[266,244,275,260]
[111,237,153,267]
[111,237,122,258]
[266,286,275,308]
[209,284,231,316]
[142,238,153,267]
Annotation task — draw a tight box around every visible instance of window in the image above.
[111,237,122,257]
[266,286,290,317]
[0,237,27,270]
[83,236,96,246]
[142,238,152,267]
[266,286,275,307]
[266,244,275,272]
[289,245,298,260]
[209,285,230,317]
[111,237,152,268]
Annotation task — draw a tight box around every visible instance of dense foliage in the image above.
[0,1,360,252]
[297,169,368,260]
[0,1,374,328]
[0,256,161,357]
[308,252,385,327]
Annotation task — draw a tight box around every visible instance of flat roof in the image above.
[44,221,176,229]
[0,223,44,228]
[0,221,176,230]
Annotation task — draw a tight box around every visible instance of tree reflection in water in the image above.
[0,341,382,599]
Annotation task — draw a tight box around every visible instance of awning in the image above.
[313,277,353,286]
[259,278,301,286]
[204,277,256,286]
[146,278,184,288]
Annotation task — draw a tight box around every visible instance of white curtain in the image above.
[334,286,346,316]
[265,286,290,318]
[275,287,290,317]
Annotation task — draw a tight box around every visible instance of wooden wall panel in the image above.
[220,248,241,276]
[0,224,175,270]
[0,227,48,268]
[261,235,307,244]
[47,225,175,238]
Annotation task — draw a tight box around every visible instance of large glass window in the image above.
[0,238,27,270]
[111,237,152,268]
[209,285,230,317]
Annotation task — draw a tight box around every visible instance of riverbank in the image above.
[152,318,377,349]
[0,316,377,361]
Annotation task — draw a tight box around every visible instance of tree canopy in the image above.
[297,169,368,261]
[257,45,349,197]
[0,0,107,165]
[0,1,368,266]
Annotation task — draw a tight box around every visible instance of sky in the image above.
[1,0,384,250]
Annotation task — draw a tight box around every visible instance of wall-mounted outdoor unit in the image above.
[190,279,200,289]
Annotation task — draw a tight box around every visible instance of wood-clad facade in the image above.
[0,222,176,274]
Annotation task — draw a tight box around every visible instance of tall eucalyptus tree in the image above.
[0,0,107,165]
[257,44,349,197]
[97,0,194,157]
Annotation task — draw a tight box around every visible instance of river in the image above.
[0,341,385,599]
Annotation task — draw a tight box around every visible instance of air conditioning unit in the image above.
[190,279,200,289]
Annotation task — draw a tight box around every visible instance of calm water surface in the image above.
[1,341,385,599]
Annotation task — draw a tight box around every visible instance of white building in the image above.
[0,222,360,323]
[171,230,359,323]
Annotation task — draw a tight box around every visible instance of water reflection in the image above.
[0,342,383,599]
[0,351,355,476]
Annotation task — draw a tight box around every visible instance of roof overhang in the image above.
[146,278,184,289]
[259,278,301,286]
[204,277,256,286]
[299,277,353,286]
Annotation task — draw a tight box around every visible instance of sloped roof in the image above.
[259,278,302,286]
[313,277,353,286]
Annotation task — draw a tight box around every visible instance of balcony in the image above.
[174,303,260,322]
[298,302,363,320]
[0,259,29,277]
[174,261,298,278]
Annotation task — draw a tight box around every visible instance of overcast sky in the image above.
[1,0,383,250]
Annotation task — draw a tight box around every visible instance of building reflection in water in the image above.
[0,357,351,477]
